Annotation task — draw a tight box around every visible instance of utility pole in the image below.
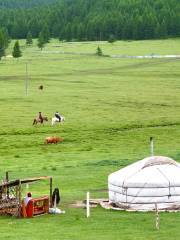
[25,62,28,96]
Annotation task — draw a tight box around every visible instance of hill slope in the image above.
[0,0,179,40]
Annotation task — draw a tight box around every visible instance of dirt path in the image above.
[42,50,180,59]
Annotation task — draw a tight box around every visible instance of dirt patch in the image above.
[69,198,108,208]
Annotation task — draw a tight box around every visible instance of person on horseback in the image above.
[55,111,61,122]
[33,112,48,125]
[38,112,43,123]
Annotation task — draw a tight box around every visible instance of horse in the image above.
[33,116,48,125]
[51,116,65,126]
[45,136,64,144]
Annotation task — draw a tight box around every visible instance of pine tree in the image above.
[96,46,103,56]
[0,31,5,60]
[37,32,45,50]
[108,34,116,43]
[155,21,167,39]
[41,24,50,43]
[12,40,22,58]
[2,27,10,47]
[0,28,9,60]
[26,31,33,45]
[65,23,72,41]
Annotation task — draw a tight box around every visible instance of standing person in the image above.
[55,111,61,122]
[24,192,32,207]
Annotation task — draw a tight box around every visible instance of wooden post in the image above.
[86,192,90,218]
[50,177,53,207]
[5,172,9,182]
[155,203,160,230]
[150,137,154,157]
[18,180,21,218]
[5,172,9,198]
[54,194,57,209]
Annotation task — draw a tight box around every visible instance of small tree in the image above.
[26,31,33,45]
[37,32,45,50]
[12,40,22,58]
[108,34,116,43]
[96,46,103,56]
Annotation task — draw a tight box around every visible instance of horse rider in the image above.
[55,111,61,122]
[38,112,43,123]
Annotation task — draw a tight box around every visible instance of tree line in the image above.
[0,0,179,42]
[0,0,57,9]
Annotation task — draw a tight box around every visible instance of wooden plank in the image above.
[50,177,53,207]
[18,180,21,218]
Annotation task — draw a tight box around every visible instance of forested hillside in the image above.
[0,0,180,40]
[0,0,58,8]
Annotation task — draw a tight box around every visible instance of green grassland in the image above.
[0,39,180,239]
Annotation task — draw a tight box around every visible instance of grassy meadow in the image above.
[0,39,180,239]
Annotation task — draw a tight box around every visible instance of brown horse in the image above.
[33,116,48,125]
[45,136,64,144]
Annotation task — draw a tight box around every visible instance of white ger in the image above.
[108,156,180,211]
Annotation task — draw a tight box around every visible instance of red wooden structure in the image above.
[0,174,53,217]
[26,196,49,217]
